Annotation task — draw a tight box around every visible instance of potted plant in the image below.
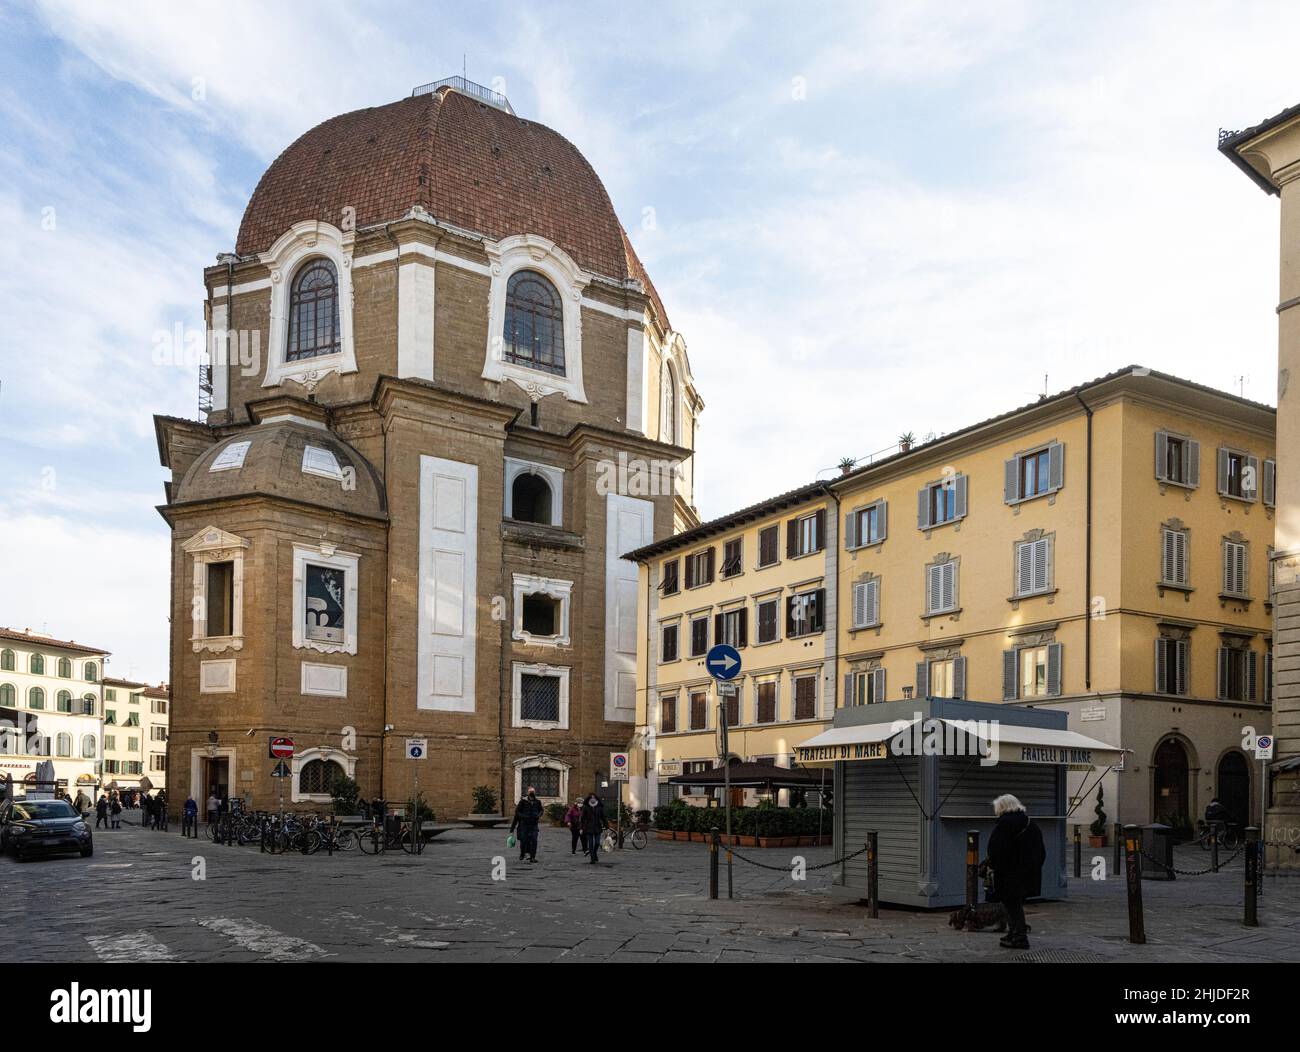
[899,431,916,453]
[328,773,361,816]
[470,784,498,816]
[545,802,567,827]
[1087,786,1107,847]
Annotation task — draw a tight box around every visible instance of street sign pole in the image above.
[719,691,733,899]
[705,643,742,900]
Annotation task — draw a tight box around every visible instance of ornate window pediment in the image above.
[184,526,249,654]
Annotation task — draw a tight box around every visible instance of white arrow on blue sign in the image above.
[706,643,742,681]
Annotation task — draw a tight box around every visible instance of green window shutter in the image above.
[1048,441,1065,491]
[877,500,888,542]
[1155,638,1167,693]
[1046,642,1063,696]
[917,487,930,530]
[1002,649,1018,701]
[942,562,957,610]
[1244,456,1260,502]
[954,474,968,519]
[1016,542,1032,596]
[953,657,967,700]
[844,510,859,549]
[866,579,879,627]
[916,661,928,698]
[1186,440,1200,488]
[1033,538,1050,593]
[1155,431,1168,481]
[1264,459,1277,507]
[1004,457,1019,504]
[1176,639,1189,696]
[1216,647,1228,700]
[1216,447,1229,496]
[873,668,886,704]
[843,673,854,706]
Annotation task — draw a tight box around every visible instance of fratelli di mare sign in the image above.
[796,742,890,763]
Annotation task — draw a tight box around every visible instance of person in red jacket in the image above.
[564,799,584,854]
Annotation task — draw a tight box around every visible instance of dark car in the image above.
[0,797,93,861]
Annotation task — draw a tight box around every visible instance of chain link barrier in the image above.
[713,838,868,873]
[1138,844,1246,877]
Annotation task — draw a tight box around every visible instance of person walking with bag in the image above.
[509,787,543,863]
[986,793,1046,950]
[95,793,109,829]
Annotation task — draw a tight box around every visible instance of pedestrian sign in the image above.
[610,752,629,781]
[706,643,741,681]
[406,738,428,760]
[271,761,291,778]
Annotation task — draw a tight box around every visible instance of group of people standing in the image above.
[509,788,609,865]
[91,789,168,830]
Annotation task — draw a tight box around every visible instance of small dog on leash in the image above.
[948,903,1008,932]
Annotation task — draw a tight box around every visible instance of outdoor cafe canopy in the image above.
[666,760,830,790]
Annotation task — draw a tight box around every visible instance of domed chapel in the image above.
[154,79,702,816]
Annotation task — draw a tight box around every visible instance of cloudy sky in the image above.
[0,0,1295,682]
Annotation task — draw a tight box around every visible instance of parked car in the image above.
[0,797,93,861]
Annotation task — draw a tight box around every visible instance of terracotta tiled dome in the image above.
[175,423,387,520]
[236,87,668,326]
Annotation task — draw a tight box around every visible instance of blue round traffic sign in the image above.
[706,643,742,681]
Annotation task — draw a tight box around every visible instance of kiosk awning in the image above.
[795,718,1123,769]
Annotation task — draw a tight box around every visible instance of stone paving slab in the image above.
[4,824,1297,963]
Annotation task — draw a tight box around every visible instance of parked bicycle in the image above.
[601,818,648,852]
[356,815,426,855]
[1196,820,1241,851]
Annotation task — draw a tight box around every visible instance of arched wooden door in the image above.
[1216,751,1250,828]
[1152,737,1190,825]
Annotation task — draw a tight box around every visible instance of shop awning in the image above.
[795,717,1123,769]
[666,760,830,789]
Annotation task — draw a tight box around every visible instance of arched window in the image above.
[298,758,346,796]
[84,661,98,682]
[30,735,49,756]
[287,259,341,362]
[56,690,72,713]
[661,363,677,445]
[503,270,565,375]
[511,473,553,525]
[30,654,44,675]
[56,732,72,757]
[0,650,13,672]
[82,735,97,759]
[82,695,97,716]
[0,684,14,706]
[57,657,71,678]
[28,687,44,710]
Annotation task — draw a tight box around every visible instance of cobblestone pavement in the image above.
[5,820,1298,963]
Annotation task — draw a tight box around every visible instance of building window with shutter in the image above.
[1160,526,1190,588]
[1005,443,1064,504]
[660,694,677,733]
[723,688,740,728]
[924,559,959,616]
[755,598,780,644]
[684,548,715,589]
[1013,536,1053,598]
[1002,643,1063,700]
[1217,447,1258,502]
[689,691,708,731]
[721,538,743,578]
[661,623,679,663]
[926,658,963,700]
[793,675,817,720]
[1263,458,1277,508]
[717,608,747,648]
[846,500,887,549]
[1155,432,1200,488]
[689,616,710,657]
[661,559,679,596]
[788,510,826,558]
[1155,636,1189,696]
[757,525,780,568]
[1216,644,1256,702]
[1222,539,1249,598]
[787,589,825,637]
[918,473,967,530]
[851,575,881,630]
[850,668,886,705]
[755,681,777,723]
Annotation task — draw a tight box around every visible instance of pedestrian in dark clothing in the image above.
[155,791,168,830]
[95,794,109,829]
[357,797,370,821]
[564,798,584,854]
[580,794,607,864]
[510,788,543,862]
[183,795,198,836]
[110,793,122,830]
[985,794,1046,950]
[1204,797,1232,836]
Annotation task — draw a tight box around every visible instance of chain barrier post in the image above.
[709,826,720,900]
[1123,824,1145,944]
[1073,824,1082,878]
[1210,828,1219,874]
[963,830,979,931]
[866,832,879,919]
[1113,820,1122,874]
[1244,826,1259,927]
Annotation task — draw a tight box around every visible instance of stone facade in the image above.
[156,83,702,820]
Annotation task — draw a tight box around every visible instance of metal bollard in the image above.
[327,816,334,857]
[1073,825,1082,878]
[963,830,979,931]
[1244,826,1259,927]
[1113,821,1122,875]
[866,832,879,920]
[708,827,720,900]
[1210,828,1219,874]
[1123,824,1145,944]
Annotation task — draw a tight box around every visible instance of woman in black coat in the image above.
[579,795,607,864]
[986,794,1046,950]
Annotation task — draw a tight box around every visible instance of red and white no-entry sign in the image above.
[269,737,295,759]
